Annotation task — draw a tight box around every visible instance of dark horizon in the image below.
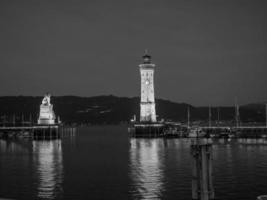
[1,0,267,106]
[0,95,266,125]
[0,94,266,108]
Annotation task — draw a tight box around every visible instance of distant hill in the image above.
[0,95,265,125]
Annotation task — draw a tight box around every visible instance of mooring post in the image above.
[208,145,214,199]
[191,141,214,200]
[192,144,199,199]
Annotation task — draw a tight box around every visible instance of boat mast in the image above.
[235,98,240,127]
[187,106,190,129]
[217,107,220,126]
[208,106,211,127]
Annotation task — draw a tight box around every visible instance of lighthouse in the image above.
[139,52,157,123]
[129,53,164,137]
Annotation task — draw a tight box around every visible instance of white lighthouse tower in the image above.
[139,52,157,123]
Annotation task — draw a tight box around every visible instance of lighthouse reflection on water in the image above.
[33,140,63,199]
[130,139,164,199]
[129,138,192,199]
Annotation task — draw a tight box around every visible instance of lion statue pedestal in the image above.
[38,93,56,125]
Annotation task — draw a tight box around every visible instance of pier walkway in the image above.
[0,125,66,140]
[0,125,59,130]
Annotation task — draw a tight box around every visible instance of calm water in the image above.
[1,126,267,200]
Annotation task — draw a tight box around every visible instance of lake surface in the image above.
[1,125,267,199]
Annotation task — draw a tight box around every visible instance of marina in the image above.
[129,123,267,139]
[1,126,267,200]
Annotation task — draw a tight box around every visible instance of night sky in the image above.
[0,0,266,106]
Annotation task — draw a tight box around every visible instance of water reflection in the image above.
[237,138,267,145]
[210,138,267,145]
[130,139,164,199]
[33,140,63,199]
[0,139,31,153]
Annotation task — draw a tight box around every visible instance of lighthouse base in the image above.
[38,119,55,125]
[38,104,56,125]
[129,123,165,137]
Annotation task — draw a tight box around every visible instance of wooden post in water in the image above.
[192,146,199,200]
[191,142,214,200]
